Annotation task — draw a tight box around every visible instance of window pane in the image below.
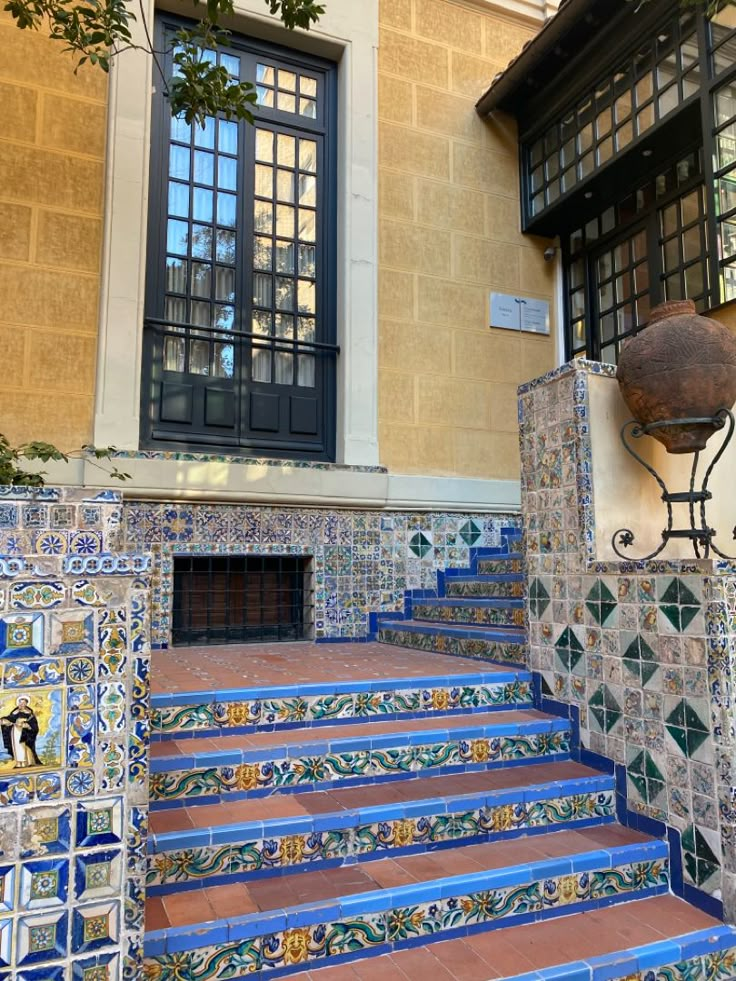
[254,201,273,234]
[278,134,297,167]
[275,351,293,384]
[254,237,273,271]
[299,140,317,173]
[168,182,189,218]
[194,117,216,149]
[277,169,295,203]
[193,187,213,222]
[299,245,316,277]
[217,193,236,227]
[256,129,274,162]
[194,150,214,185]
[167,219,188,255]
[215,266,235,302]
[213,343,234,378]
[276,241,295,273]
[218,157,237,191]
[216,229,236,264]
[276,278,294,311]
[255,165,273,198]
[169,145,190,180]
[164,336,186,372]
[253,273,273,307]
[192,225,212,260]
[218,120,238,155]
[275,313,294,338]
[166,257,187,293]
[191,262,212,298]
[298,355,315,387]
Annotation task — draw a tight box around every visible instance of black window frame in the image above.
[141,14,339,461]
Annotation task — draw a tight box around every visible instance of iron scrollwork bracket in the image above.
[611,408,736,561]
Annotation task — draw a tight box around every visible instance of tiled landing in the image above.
[151,643,496,695]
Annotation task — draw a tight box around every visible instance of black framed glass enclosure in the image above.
[142,17,338,459]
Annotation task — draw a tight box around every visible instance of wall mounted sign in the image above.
[489,293,550,335]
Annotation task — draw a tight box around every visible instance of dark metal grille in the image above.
[172,555,311,646]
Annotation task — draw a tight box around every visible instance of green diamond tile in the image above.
[589,685,622,733]
[660,578,700,632]
[665,699,709,758]
[409,532,432,558]
[585,580,617,626]
[459,520,481,547]
[628,749,665,805]
[622,635,658,687]
[529,578,550,619]
[682,825,720,887]
[555,626,584,671]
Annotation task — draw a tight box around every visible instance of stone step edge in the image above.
[144,838,669,956]
[413,597,526,609]
[149,716,570,773]
[502,924,736,981]
[151,667,532,711]
[378,620,526,642]
[148,771,616,854]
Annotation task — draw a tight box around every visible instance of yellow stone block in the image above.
[415,276,486,328]
[378,369,416,423]
[452,233,520,290]
[0,390,94,447]
[485,193,525,246]
[379,320,452,374]
[450,51,504,100]
[0,323,27,379]
[415,86,488,145]
[379,0,413,31]
[380,171,415,221]
[0,23,107,101]
[379,268,416,322]
[0,263,99,330]
[454,429,520,479]
[490,382,521,432]
[27,330,97,393]
[521,336,555,384]
[0,203,32,261]
[416,375,491,429]
[416,179,486,234]
[415,0,483,54]
[36,210,103,272]
[0,81,38,143]
[379,421,455,474]
[40,93,107,158]
[378,29,449,87]
[378,74,414,125]
[520,243,556,295]
[380,122,451,180]
[482,20,536,66]
[380,218,451,277]
[452,142,517,195]
[453,330,527,385]
[0,143,104,214]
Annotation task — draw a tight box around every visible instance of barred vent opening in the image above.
[172,555,312,646]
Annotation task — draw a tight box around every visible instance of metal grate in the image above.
[172,555,311,646]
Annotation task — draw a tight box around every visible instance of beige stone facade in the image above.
[0,10,107,450]
[377,0,556,481]
[0,0,556,497]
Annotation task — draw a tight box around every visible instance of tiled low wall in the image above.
[0,487,151,978]
[120,505,519,647]
[519,360,736,919]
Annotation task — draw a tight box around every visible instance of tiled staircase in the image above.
[143,531,736,980]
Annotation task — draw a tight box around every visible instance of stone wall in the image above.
[0,487,150,978]
[0,10,107,449]
[377,0,556,479]
[120,502,519,647]
[520,360,736,919]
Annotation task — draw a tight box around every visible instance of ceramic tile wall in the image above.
[519,359,736,918]
[120,505,519,648]
[0,487,151,979]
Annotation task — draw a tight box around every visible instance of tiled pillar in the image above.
[519,361,736,920]
[0,487,151,978]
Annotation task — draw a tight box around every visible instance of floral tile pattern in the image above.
[0,488,150,977]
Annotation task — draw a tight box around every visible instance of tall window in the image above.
[142,19,337,459]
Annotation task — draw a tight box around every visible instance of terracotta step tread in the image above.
[149,760,605,836]
[146,825,653,931]
[150,709,559,759]
[294,895,722,980]
[152,642,513,696]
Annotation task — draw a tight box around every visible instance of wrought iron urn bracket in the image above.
[611,408,736,561]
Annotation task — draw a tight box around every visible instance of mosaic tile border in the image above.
[143,844,669,977]
[149,720,572,803]
[151,674,533,737]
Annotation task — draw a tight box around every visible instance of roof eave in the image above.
[475,0,597,116]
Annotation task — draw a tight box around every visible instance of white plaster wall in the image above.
[589,373,736,561]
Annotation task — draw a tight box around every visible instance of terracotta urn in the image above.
[616,299,736,453]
